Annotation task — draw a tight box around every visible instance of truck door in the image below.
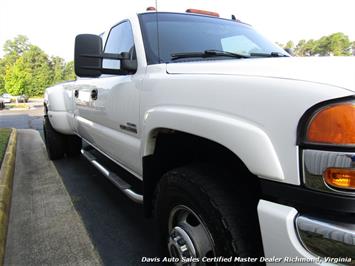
[74,21,142,176]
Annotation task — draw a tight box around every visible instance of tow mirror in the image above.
[284,48,294,56]
[74,34,102,77]
[74,34,137,77]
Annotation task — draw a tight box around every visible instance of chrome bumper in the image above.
[296,215,355,260]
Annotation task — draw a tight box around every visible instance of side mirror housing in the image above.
[74,34,138,77]
[120,52,138,72]
[74,34,103,78]
[284,48,294,56]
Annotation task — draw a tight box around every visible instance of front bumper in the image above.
[258,200,354,265]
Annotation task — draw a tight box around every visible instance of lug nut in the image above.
[177,238,186,245]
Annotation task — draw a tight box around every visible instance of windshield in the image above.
[139,12,288,64]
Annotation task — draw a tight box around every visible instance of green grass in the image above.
[0,128,11,165]
[29,96,43,100]
[6,103,29,109]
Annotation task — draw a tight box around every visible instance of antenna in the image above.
[155,0,161,63]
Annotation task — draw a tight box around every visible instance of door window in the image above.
[103,21,135,69]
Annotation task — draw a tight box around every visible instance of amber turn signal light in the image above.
[324,167,355,190]
[307,103,355,145]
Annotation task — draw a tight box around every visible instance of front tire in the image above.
[155,164,264,265]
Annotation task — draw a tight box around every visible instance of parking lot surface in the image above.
[1,108,162,265]
[0,108,43,135]
[5,129,102,265]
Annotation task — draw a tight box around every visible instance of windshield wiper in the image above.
[250,52,289,57]
[171,49,250,60]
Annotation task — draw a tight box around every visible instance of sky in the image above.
[1,0,354,62]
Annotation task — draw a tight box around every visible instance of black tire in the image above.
[155,164,264,265]
[65,135,82,157]
[43,116,66,160]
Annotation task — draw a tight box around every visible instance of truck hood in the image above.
[166,56,355,92]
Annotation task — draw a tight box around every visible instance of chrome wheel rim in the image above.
[168,205,215,265]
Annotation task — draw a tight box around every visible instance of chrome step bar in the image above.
[81,149,143,204]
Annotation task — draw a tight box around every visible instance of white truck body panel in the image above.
[166,56,355,91]
[46,59,354,183]
[141,62,353,184]
[44,12,354,262]
[44,82,76,134]
[142,105,285,181]
[257,200,330,266]
[73,75,143,176]
[44,15,354,185]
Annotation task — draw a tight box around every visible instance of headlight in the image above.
[299,97,355,195]
[306,102,355,145]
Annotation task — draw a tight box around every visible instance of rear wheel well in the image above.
[44,102,48,115]
[143,130,261,216]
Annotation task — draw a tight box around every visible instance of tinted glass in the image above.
[139,13,288,64]
[103,21,135,69]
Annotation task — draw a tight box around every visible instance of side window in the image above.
[103,21,136,69]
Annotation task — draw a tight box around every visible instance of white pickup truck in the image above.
[44,9,355,265]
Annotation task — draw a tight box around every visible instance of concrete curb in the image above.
[0,129,16,265]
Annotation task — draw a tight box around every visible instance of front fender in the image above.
[142,106,284,181]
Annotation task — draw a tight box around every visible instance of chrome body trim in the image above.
[296,215,355,261]
[303,149,355,196]
[81,149,143,204]
[77,135,142,180]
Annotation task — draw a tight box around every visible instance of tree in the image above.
[4,56,31,95]
[285,40,294,49]
[0,59,5,94]
[0,35,77,96]
[63,61,76,81]
[328,32,351,55]
[311,33,351,56]
[304,39,317,56]
[50,56,65,84]
[0,35,31,94]
[2,35,30,66]
[3,35,30,55]
[286,33,352,57]
[4,45,53,96]
[294,39,306,56]
[293,39,316,56]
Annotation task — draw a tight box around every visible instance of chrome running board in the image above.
[81,149,143,204]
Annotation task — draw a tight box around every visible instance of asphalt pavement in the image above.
[1,106,162,265]
[0,108,43,135]
[5,129,102,265]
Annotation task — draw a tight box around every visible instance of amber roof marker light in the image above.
[306,102,355,145]
[186,9,220,17]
